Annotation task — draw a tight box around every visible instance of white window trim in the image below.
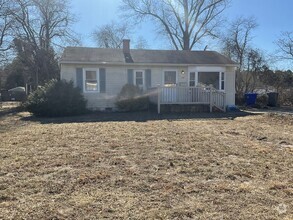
[83,68,100,93]
[163,69,178,86]
[220,72,225,91]
[196,71,225,91]
[188,71,197,87]
[134,69,145,89]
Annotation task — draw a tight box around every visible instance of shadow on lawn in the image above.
[20,110,257,124]
[0,107,23,118]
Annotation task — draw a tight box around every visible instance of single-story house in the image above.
[60,39,238,113]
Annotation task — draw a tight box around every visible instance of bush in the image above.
[115,84,149,111]
[235,94,245,106]
[24,79,87,117]
[256,94,268,108]
[280,89,293,106]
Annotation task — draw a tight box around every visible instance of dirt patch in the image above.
[0,112,292,219]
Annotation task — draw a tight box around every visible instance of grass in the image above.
[0,110,292,219]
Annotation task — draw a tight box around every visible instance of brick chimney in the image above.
[123,39,130,53]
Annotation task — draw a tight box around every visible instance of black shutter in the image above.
[76,68,83,90]
[127,69,134,85]
[99,68,106,93]
[145,69,151,89]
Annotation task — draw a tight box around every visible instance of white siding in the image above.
[177,67,188,86]
[60,64,236,109]
[150,67,162,87]
[225,67,236,105]
[60,64,75,83]
[61,64,127,110]
[84,66,127,110]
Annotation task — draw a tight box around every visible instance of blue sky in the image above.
[71,0,293,70]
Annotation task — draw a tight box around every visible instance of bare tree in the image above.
[275,31,293,61]
[5,0,78,86]
[244,48,265,92]
[134,36,149,49]
[10,0,78,51]
[34,0,78,50]
[221,17,258,98]
[121,0,229,50]
[0,1,10,49]
[92,22,130,48]
[222,17,258,70]
[0,0,15,62]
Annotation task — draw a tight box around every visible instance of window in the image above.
[220,72,225,90]
[134,70,144,88]
[84,69,99,92]
[189,72,196,87]
[164,71,177,86]
[197,72,225,90]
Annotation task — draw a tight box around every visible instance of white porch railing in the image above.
[160,86,210,104]
[151,86,226,113]
[211,90,226,112]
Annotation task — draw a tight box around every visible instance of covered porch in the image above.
[149,85,226,114]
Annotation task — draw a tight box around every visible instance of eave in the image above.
[59,60,239,67]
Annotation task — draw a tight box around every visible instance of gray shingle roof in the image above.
[60,47,237,66]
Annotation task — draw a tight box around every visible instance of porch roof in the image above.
[60,47,237,66]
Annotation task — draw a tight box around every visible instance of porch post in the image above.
[157,84,161,114]
[25,84,28,96]
[223,93,226,112]
[209,86,213,113]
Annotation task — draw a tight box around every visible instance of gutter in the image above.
[59,61,239,67]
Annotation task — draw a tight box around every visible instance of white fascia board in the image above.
[59,61,238,68]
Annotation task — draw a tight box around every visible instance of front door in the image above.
[163,70,177,102]
[189,72,196,87]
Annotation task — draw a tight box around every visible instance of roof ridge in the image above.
[66,46,121,50]
[65,46,217,53]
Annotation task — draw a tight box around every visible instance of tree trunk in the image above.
[183,32,190,50]
[183,0,190,50]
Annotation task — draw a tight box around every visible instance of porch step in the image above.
[212,105,225,112]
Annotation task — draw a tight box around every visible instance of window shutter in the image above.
[76,68,83,90]
[145,69,151,89]
[99,68,106,93]
[127,69,134,85]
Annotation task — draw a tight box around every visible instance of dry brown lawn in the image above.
[0,110,292,219]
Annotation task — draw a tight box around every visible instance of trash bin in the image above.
[267,92,278,107]
[245,93,257,106]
